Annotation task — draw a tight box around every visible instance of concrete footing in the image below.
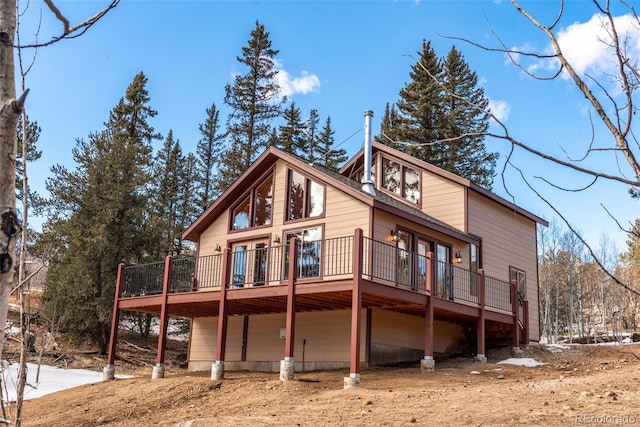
[211,361,225,380]
[512,346,522,355]
[343,373,360,389]
[103,364,115,381]
[152,363,165,379]
[279,357,294,382]
[420,356,435,373]
[475,354,487,363]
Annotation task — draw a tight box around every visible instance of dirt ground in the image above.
[11,338,640,427]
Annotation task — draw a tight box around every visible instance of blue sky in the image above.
[17,0,640,254]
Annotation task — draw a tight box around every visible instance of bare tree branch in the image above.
[18,0,120,49]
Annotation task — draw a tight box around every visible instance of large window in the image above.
[382,157,420,204]
[287,170,324,220]
[231,174,273,230]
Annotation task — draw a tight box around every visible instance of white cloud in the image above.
[274,59,320,98]
[488,97,510,122]
[555,13,640,77]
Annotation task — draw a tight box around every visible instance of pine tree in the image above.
[195,103,226,213]
[386,41,497,188]
[306,109,321,164]
[16,115,42,206]
[274,101,307,156]
[377,103,403,151]
[392,40,444,161]
[440,46,497,189]
[218,21,284,192]
[319,117,347,170]
[40,72,158,354]
[149,130,184,259]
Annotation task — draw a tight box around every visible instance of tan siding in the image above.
[468,191,540,341]
[189,316,246,362]
[189,317,217,361]
[198,160,371,258]
[189,310,366,365]
[422,172,466,230]
[371,309,466,354]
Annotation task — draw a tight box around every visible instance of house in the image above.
[104,111,547,388]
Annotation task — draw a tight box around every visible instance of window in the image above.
[470,242,481,296]
[230,174,273,230]
[287,170,324,220]
[283,226,322,279]
[436,244,452,299]
[510,267,526,300]
[382,156,420,204]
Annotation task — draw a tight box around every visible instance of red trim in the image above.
[424,251,434,358]
[156,256,172,365]
[350,228,364,373]
[106,263,124,365]
[477,269,486,356]
[511,281,520,347]
[284,237,298,358]
[216,248,230,361]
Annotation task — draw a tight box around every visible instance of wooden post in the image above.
[345,228,363,388]
[212,248,230,380]
[523,300,530,344]
[511,280,521,352]
[476,269,486,362]
[153,255,172,379]
[421,251,435,373]
[280,237,298,381]
[104,263,124,380]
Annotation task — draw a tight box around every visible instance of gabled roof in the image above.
[340,141,548,227]
[182,145,478,243]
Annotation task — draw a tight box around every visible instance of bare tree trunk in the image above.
[0,0,24,367]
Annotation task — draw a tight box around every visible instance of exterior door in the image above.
[231,239,269,288]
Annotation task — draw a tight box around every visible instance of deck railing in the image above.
[122,261,165,297]
[120,234,517,314]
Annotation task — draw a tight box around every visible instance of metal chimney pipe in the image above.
[361,110,376,196]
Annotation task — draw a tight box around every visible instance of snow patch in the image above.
[1,362,132,402]
[497,358,545,367]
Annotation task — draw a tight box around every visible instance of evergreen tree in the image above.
[40,72,158,354]
[218,21,284,192]
[392,40,444,161]
[377,103,403,151]
[274,101,307,156]
[148,130,184,259]
[318,117,347,170]
[16,115,42,205]
[440,46,497,189]
[306,109,321,164]
[386,41,497,188]
[195,103,226,212]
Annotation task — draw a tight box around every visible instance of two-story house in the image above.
[104,111,546,388]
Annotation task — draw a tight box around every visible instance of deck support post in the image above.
[421,251,435,373]
[104,263,125,381]
[511,280,521,354]
[345,229,364,388]
[280,237,298,382]
[153,255,173,379]
[212,248,231,380]
[475,269,487,363]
